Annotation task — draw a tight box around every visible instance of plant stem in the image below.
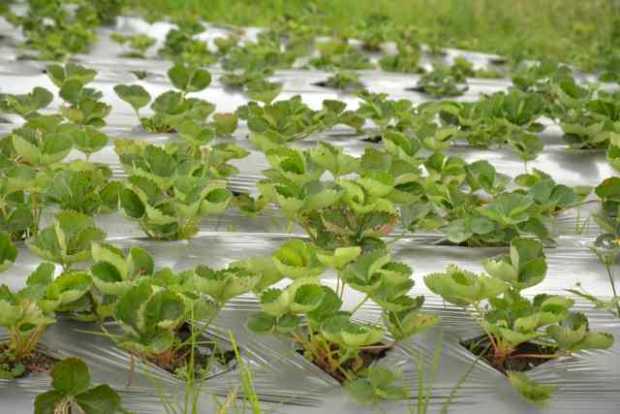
[508,353,562,360]
[603,261,620,316]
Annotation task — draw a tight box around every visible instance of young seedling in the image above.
[159,18,216,65]
[115,140,245,240]
[314,71,365,92]
[112,261,259,378]
[248,243,437,398]
[44,161,121,215]
[560,90,620,150]
[424,238,614,404]
[379,42,422,74]
[115,63,216,133]
[34,358,126,414]
[255,144,412,250]
[411,65,468,98]
[436,88,546,148]
[47,63,111,128]
[0,160,46,240]
[0,87,53,120]
[111,32,156,58]
[310,39,373,70]
[239,97,357,150]
[0,263,92,378]
[244,78,283,104]
[83,242,156,320]
[27,210,106,271]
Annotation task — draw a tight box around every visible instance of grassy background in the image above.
[128,0,618,70]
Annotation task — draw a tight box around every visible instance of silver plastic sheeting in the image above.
[0,12,619,414]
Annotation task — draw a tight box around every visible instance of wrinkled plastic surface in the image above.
[0,12,619,414]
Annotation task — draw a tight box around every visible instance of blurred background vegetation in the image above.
[128,0,619,72]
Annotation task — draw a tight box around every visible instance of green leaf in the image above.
[72,127,108,155]
[119,188,145,218]
[245,79,282,104]
[34,390,66,414]
[507,371,555,405]
[114,84,151,113]
[0,231,17,272]
[213,112,238,136]
[316,246,362,269]
[74,384,122,414]
[247,311,276,333]
[143,289,185,330]
[424,265,509,306]
[273,240,325,279]
[290,283,325,314]
[168,63,211,92]
[51,357,91,396]
[59,79,85,104]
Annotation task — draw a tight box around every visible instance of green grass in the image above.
[127,0,618,71]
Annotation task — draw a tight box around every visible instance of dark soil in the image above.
[296,341,391,384]
[361,134,383,143]
[460,334,558,374]
[145,323,236,378]
[313,80,331,89]
[405,85,426,93]
[0,345,58,378]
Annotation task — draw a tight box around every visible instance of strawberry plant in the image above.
[355,92,415,132]
[27,210,106,271]
[559,90,620,149]
[34,357,126,414]
[158,18,216,65]
[221,32,297,72]
[400,152,580,246]
[111,261,259,377]
[310,39,373,70]
[354,13,394,52]
[115,63,215,133]
[379,42,422,74]
[220,68,274,90]
[115,140,246,239]
[424,238,614,404]
[248,243,437,392]
[0,262,92,378]
[254,144,416,250]
[244,78,283,104]
[0,161,45,240]
[0,87,53,120]
[43,161,121,215]
[411,64,468,98]
[8,115,75,167]
[86,242,156,319]
[112,278,188,373]
[47,63,111,129]
[4,0,103,61]
[239,97,360,150]
[110,32,156,59]
[314,71,365,92]
[438,88,546,148]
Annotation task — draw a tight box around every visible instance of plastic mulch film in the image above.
[1,10,619,414]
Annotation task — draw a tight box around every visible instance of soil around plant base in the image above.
[297,341,391,384]
[144,323,236,378]
[0,344,59,379]
[460,334,558,374]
